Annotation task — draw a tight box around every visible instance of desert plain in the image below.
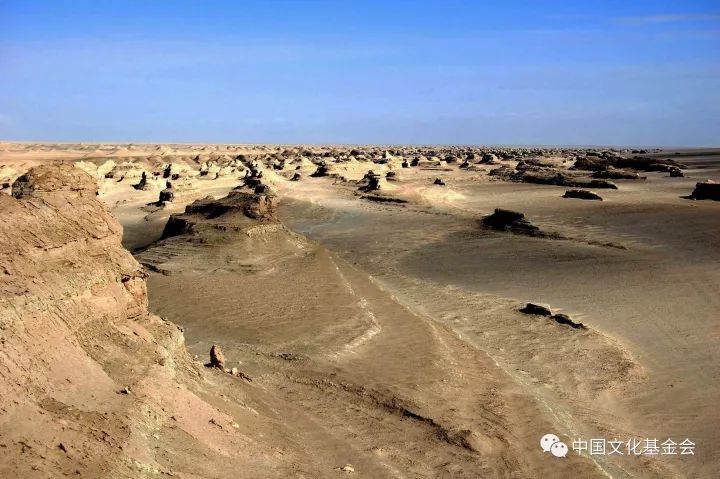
[0,142,718,478]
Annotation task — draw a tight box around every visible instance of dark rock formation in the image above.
[481,209,539,234]
[480,153,498,164]
[433,178,446,186]
[551,313,587,330]
[163,164,172,179]
[162,189,278,239]
[310,162,329,177]
[689,181,720,201]
[158,187,174,203]
[209,345,226,369]
[668,167,684,178]
[563,189,603,201]
[133,171,150,191]
[520,303,552,317]
[520,304,587,329]
[290,172,301,181]
[360,171,383,192]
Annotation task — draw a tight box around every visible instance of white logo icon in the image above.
[541,433,568,458]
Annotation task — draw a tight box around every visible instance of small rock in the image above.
[433,178,445,185]
[337,464,355,473]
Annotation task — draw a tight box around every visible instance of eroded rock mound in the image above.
[573,155,684,173]
[689,180,720,201]
[520,303,552,317]
[520,303,587,329]
[592,169,644,180]
[359,171,384,192]
[209,344,226,369]
[481,209,539,234]
[162,189,278,239]
[310,162,329,177]
[11,163,98,198]
[563,189,603,201]
[668,167,684,178]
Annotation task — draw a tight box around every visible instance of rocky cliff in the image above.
[0,165,279,478]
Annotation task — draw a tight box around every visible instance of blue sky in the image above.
[1,0,718,145]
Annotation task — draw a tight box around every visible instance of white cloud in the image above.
[614,13,720,25]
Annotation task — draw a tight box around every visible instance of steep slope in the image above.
[0,165,296,478]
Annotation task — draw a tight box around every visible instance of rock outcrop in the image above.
[209,344,226,369]
[563,189,603,201]
[162,189,278,239]
[0,165,270,477]
[11,164,97,198]
[520,303,586,329]
[689,181,720,201]
[481,209,539,234]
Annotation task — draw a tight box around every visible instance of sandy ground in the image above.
[1,143,718,478]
